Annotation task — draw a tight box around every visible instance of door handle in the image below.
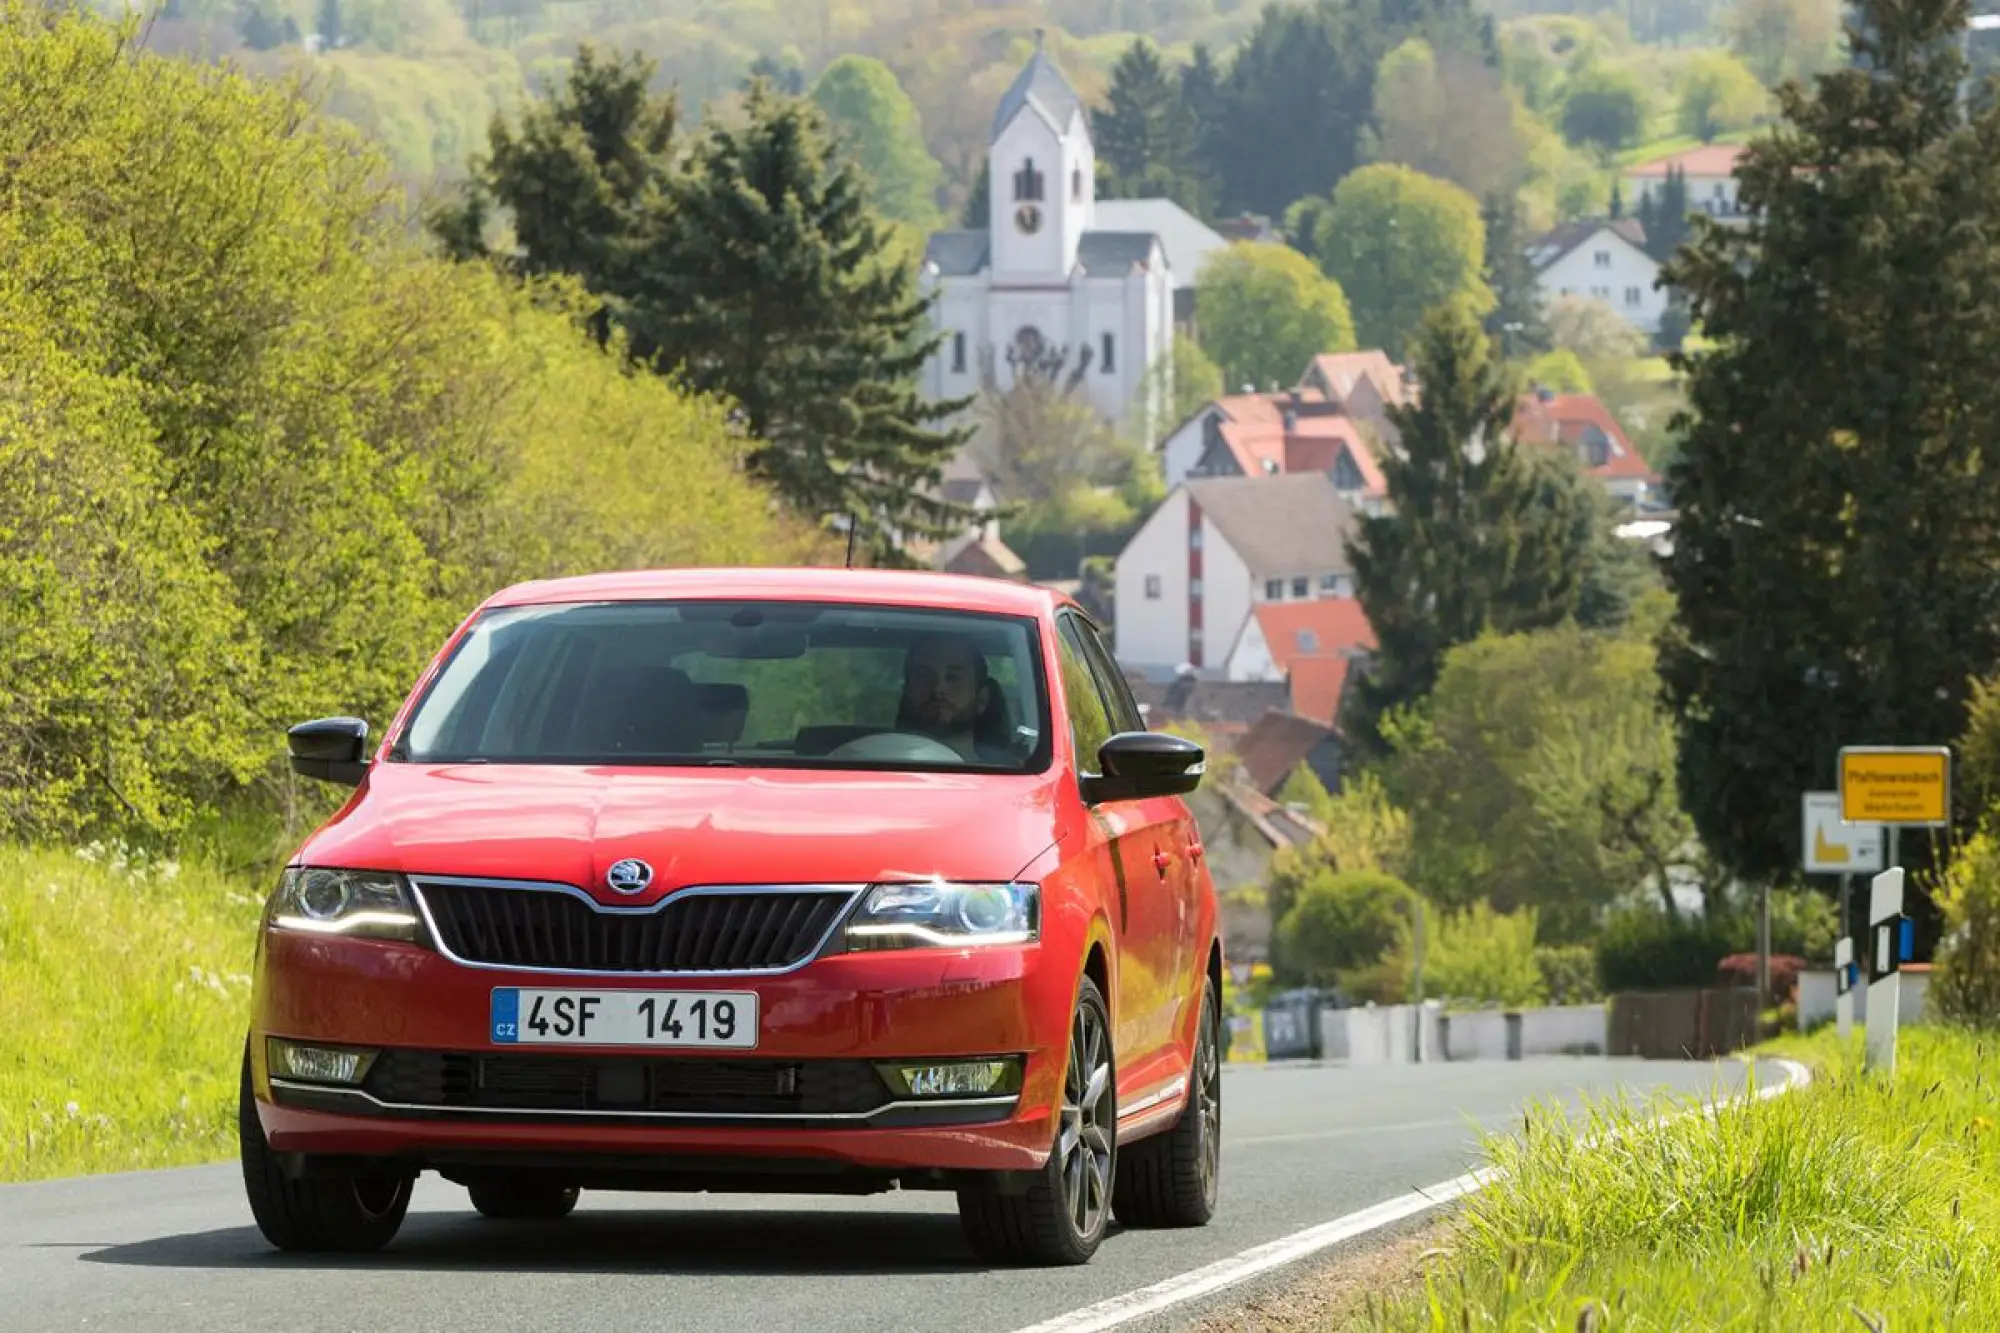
[1186,838,1204,862]
[1153,850,1173,876]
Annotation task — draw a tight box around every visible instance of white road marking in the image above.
[1013,1058,1813,1333]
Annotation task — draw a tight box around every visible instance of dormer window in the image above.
[1296,630,1319,652]
[1580,426,1611,468]
[1013,158,1045,203]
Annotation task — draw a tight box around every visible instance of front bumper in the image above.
[249,927,1067,1176]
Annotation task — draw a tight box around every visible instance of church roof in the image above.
[1076,231,1160,276]
[1092,199,1228,290]
[925,230,991,277]
[992,39,1085,143]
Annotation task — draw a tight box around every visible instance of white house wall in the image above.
[1197,523,1251,674]
[1114,492,1190,667]
[1224,615,1278,682]
[988,111,1076,279]
[1537,232,1665,334]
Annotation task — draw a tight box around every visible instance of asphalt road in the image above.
[2,1057,1778,1333]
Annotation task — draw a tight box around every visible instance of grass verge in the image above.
[1350,1027,2000,1329]
[0,842,262,1182]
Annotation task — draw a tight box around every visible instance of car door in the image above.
[1054,610,1182,1099]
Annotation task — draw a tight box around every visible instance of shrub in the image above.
[1714,952,1806,1002]
[1535,944,1602,1005]
[1411,902,1547,1008]
[1595,902,1744,990]
[1274,868,1421,993]
[1932,824,2000,1026]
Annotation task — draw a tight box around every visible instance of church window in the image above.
[1013,158,1045,203]
[1072,166,1083,200]
[1101,332,1115,373]
[951,331,966,373]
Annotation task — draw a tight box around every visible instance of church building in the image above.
[918,36,1178,436]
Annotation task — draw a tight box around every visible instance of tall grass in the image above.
[1357,1029,2000,1329]
[0,843,263,1181]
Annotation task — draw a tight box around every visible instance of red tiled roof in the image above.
[1249,598,1376,674]
[1215,411,1389,496]
[1512,393,1659,484]
[1233,709,1334,794]
[1626,143,1744,178]
[1305,351,1408,407]
[1286,656,1352,728]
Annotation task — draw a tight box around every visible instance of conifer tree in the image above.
[1480,190,1552,358]
[1341,300,1589,757]
[618,81,975,561]
[1659,0,2000,887]
[1096,38,1214,215]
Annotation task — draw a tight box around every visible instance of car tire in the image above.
[958,973,1116,1267]
[237,1046,414,1253]
[467,1182,581,1220]
[1111,975,1220,1229]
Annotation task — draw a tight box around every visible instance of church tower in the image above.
[987,31,1095,283]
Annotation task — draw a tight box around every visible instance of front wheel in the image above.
[238,1047,413,1253]
[1112,975,1220,1228]
[958,973,1116,1266]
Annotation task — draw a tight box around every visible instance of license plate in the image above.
[490,988,759,1048]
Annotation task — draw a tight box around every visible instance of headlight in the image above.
[845,880,1039,950]
[267,868,421,942]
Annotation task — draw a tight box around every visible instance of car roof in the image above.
[484,566,1075,620]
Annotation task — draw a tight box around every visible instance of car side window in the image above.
[1055,614,1116,776]
[1071,615,1143,734]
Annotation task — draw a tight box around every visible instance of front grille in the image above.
[364,1050,891,1116]
[413,881,854,973]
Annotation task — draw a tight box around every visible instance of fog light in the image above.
[268,1038,377,1086]
[879,1059,1021,1098]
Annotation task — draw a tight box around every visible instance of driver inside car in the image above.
[895,632,1013,764]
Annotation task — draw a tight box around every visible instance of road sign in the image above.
[1838,747,1951,826]
[1802,791,1883,873]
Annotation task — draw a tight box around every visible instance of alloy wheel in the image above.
[1197,996,1221,1205]
[1060,997,1114,1238]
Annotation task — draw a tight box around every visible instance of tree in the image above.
[315,0,341,47]
[1658,0,2000,901]
[1273,867,1423,992]
[1727,0,1842,86]
[1677,50,1770,142]
[1559,63,1649,155]
[1131,332,1223,439]
[961,156,988,228]
[1340,300,1590,756]
[1192,241,1356,392]
[618,82,975,560]
[1480,190,1552,358]
[809,56,943,228]
[1364,38,1526,203]
[1382,606,1695,940]
[1096,37,1213,215]
[1303,163,1489,358]
[1633,163,1693,263]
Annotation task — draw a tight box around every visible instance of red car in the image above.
[239,567,1223,1266]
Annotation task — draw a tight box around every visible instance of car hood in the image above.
[298,763,1060,902]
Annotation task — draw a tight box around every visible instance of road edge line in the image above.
[1011,1055,1814,1333]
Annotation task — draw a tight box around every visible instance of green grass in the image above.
[0,843,264,1182]
[1350,1026,2000,1329]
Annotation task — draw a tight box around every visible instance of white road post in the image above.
[1864,867,1905,1075]
[1834,936,1854,1038]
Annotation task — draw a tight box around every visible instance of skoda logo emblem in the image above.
[605,859,653,895]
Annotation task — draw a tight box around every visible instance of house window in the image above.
[1291,575,1309,598]
[1144,574,1161,600]
[1101,332,1115,373]
[1320,572,1340,592]
[1013,158,1044,203]
[1295,629,1319,653]
[1188,526,1202,550]
[1624,287,1642,307]
[1072,166,1083,200]
[951,331,966,373]
[1264,578,1284,600]
[1189,576,1203,596]
[1593,250,1611,268]
[1591,286,1609,299]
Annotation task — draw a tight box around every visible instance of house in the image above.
[1113,471,1360,677]
[905,457,1030,576]
[1233,710,1343,797]
[1623,143,1747,222]
[917,34,1177,435]
[1512,389,1662,508]
[1224,598,1376,725]
[1528,217,1665,334]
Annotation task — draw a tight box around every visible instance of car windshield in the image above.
[392,599,1052,774]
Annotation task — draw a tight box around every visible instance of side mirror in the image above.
[1083,731,1205,804]
[288,717,371,787]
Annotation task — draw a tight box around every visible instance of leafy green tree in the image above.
[1727,0,1842,85]
[1382,609,1694,940]
[1659,0,2000,890]
[1525,348,1593,392]
[1303,163,1489,359]
[961,156,989,228]
[809,55,943,228]
[1363,38,1526,204]
[1192,241,1356,392]
[1274,867,1423,992]
[1677,50,1770,142]
[1559,63,1649,154]
[1410,903,1548,1006]
[618,82,974,559]
[1340,300,1588,757]
[1480,189,1552,358]
[1131,332,1223,438]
